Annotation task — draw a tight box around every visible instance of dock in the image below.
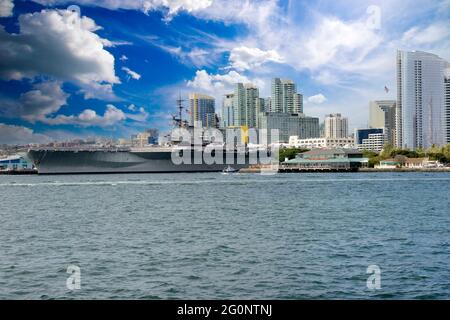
[0,169,38,175]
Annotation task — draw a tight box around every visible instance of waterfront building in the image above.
[396,50,449,149]
[282,149,368,171]
[376,156,442,169]
[258,112,320,143]
[288,136,355,149]
[0,155,32,171]
[189,93,216,128]
[375,159,401,169]
[369,100,396,145]
[324,113,349,139]
[234,83,259,128]
[222,93,234,128]
[271,78,303,113]
[404,157,430,169]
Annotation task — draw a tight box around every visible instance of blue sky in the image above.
[0,0,449,144]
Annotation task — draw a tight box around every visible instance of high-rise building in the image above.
[222,93,234,128]
[396,50,448,149]
[324,113,349,138]
[258,112,320,143]
[255,98,266,114]
[369,100,396,145]
[233,83,259,128]
[445,68,450,143]
[264,97,272,113]
[271,78,302,113]
[189,93,216,128]
[255,98,266,128]
[293,93,304,114]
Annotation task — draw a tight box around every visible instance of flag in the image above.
[384,86,389,93]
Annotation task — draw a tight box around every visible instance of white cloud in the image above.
[228,46,283,71]
[126,106,149,122]
[295,17,383,72]
[32,0,212,19]
[122,67,142,80]
[307,94,327,104]
[149,41,218,68]
[19,82,69,122]
[42,104,126,127]
[119,55,129,61]
[194,0,278,31]
[0,9,119,99]
[184,69,268,109]
[312,70,340,85]
[0,123,51,144]
[41,104,148,127]
[186,70,251,93]
[0,0,14,17]
[402,23,450,45]
[0,81,69,122]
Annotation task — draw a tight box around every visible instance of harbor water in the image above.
[1,172,449,299]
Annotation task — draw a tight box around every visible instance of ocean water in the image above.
[0,172,449,300]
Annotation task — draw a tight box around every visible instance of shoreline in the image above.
[240,167,450,173]
[359,167,450,173]
[1,168,449,175]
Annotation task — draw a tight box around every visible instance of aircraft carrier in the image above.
[27,98,257,175]
[27,146,253,174]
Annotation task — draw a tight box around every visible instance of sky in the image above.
[0,0,449,144]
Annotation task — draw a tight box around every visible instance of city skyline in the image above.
[0,0,449,145]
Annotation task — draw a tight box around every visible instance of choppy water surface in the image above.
[1,172,449,299]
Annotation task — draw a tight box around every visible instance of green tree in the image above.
[278,148,309,162]
[368,156,382,168]
[380,144,394,159]
[416,146,426,158]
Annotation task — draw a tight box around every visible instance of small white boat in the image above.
[222,166,239,174]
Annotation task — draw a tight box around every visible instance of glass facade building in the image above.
[396,50,448,149]
[258,112,320,143]
[189,93,216,128]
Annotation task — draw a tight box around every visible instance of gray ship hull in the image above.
[27,149,252,174]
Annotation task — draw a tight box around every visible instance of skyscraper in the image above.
[255,98,266,114]
[258,112,320,143]
[324,113,348,138]
[271,78,302,113]
[293,93,304,114]
[396,50,448,149]
[264,97,272,113]
[369,100,396,145]
[233,83,259,128]
[222,93,234,128]
[189,93,216,128]
[445,69,450,143]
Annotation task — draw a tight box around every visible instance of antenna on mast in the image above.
[173,93,188,128]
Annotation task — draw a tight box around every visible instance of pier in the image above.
[0,169,38,175]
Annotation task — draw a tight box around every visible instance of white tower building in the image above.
[396,50,448,149]
[324,113,349,139]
